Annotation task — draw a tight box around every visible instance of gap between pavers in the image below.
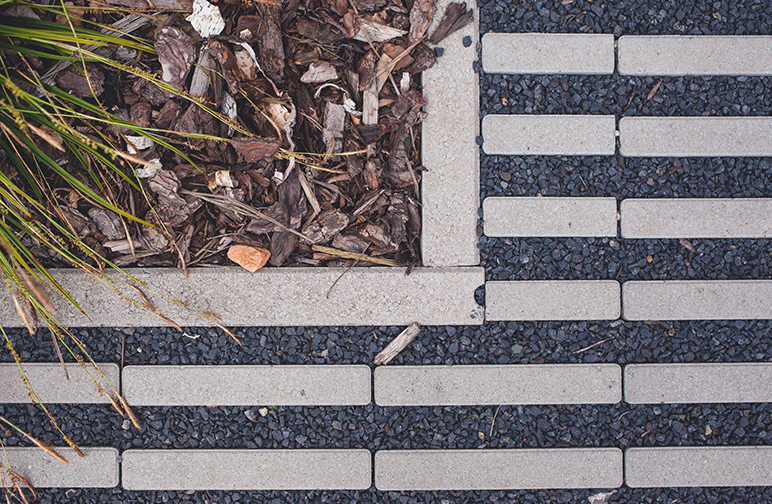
[0,267,484,327]
[0,363,118,404]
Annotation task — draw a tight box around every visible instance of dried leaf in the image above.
[647,78,663,101]
[588,490,617,504]
[227,244,270,271]
[679,238,697,253]
[353,19,407,43]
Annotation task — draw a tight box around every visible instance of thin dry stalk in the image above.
[116,395,141,429]
[373,322,421,365]
[312,245,397,266]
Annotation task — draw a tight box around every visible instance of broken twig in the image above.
[374,322,421,365]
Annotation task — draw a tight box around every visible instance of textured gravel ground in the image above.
[6,1,772,502]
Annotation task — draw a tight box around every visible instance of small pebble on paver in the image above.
[0,448,118,488]
[486,280,620,321]
[121,449,371,490]
[482,33,615,75]
[484,197,618,237]
[618,36,772,76]
[122,365,371,406]
[375,448,623,490]
[619,117,772,157]
[626,446,772,488]
[374,364,621,406]
[621,198,772,238]
[482,115,616,156]
[0,363,119,404]
[625,363,772,404]
[623,280,772,320]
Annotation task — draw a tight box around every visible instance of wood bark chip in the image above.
[428,2,474,44]
[231,137,282,163]
[409,0,437,42]
[374,323,421,365]
[155,26,195,88]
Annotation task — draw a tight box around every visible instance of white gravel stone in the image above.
[483,115,616,156]
[483,33,615,74]
[484,197,618,237]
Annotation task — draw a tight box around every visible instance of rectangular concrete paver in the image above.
[625,363,772,404]
[421,0,479,266]
[123,365,370,406]
[483,115,616,156]
[482,33,615,74]
[374,364,621,406]
[619,117,772,157]
[375,449,623,490]
[483,197,618,237]
[122,449,371,490]
[626,446,772,487]
[621,198,772,238]
[0,448,118,488]
[618,35,772,76]
[623,280,772,320]
[0,267,484,327]
[0,363,119,404]
[486,281,620,321]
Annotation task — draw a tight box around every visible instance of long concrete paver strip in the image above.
[619,117,772,157]
[625,363,772,404]
[421,0,479,267]
[486,281,620,321]
[121,449,371,490]
[375,449,623,490]
[621,198,772,238]
[0,363,118,404]
[0,448,118,488]
[483,115,616,156]
[626,446,772,487]
[482,33,614,75]
[122,365,371,406]
[618,35,772,76]
[484,197,618,237]
[623,280,772,320]
[0,267,484,327]
[374,364,621,406]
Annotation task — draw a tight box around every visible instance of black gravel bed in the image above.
[481,237,772,281]
[6,319,772,367]
[482,75,772,117]
[481,155,772,199]
[22,487,772,504]
[479,0,772,36]
[1,402,770,451]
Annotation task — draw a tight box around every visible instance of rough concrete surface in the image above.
[375,448,623,490]
[483,115,616,156]
[0,448,118,488]
[123,365,371,406]
[618,35,772,76]
[374,364,621,406]
[619,117,772,157]
[0,363,119,404]
[623,280,772,320]
[625,363,772,404]
[626,446,772,487]
[482,33,615,74]
[421,0,480,267]
[0,267,484,327]
[484,197,618,237]
[621,198,772,238]
[121,449,371,490]
[486,280,620,321]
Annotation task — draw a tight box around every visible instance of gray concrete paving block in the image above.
[122,449,371,490]
[375,448,623,490]
[123,365,371,406]
[0,363,119,404]
[0,448,118,488]
[486,280,620,321]
[482,33,615,75]
[625,363,772,404]
[623,280,772,320]
[618,35,772,76]
[422,0,479,267]
[483,115,616,156]
[626,446,772,487]
[483,197,618,237]
[374,364,621,406]
[619,117,772,157]
[621,198,772,238]
[0,267,484,327]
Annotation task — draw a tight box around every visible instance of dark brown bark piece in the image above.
[406,43,436,73]
[408,0,437,42]
[155,26,195,88]
[104,0,191,7]
[231,137,282,163]
[255,3,285,77]
[428,2,474,45]
[208,40,241,95]
[302,209,349,245]
[130,100,152,126]
[386,193,409,245]
[55,67,104,98]
[297,18,342,45]
[236,15,261,42]
[353,0,387,11]
[332,234,369,254]
[154,100,179,130]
